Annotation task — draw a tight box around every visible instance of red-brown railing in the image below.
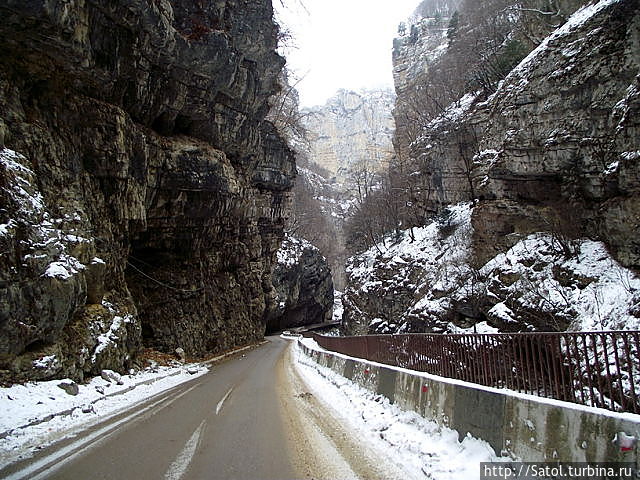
[308,331,640,414]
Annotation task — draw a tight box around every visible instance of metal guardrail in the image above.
[308,331,640,414]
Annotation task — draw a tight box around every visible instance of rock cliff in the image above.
[266,235,333,333]
[473,0,640,270]
[343,0,640,334]
[343,203,640,335]
[301,89,395,185]
[0,0,295,382]
[392,0,639,266]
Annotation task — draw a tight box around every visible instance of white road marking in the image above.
[6,383,201,480]
[216,388,233,415]
[164,420,206,480]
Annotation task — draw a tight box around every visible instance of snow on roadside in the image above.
[0,364,208,465]
[293,341,508,480]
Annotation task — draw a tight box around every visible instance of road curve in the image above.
[2,336,408,480]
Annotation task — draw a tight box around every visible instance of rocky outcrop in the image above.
[291,165,351,290]
[297,89,396,289]
[0,0,294,383]
[342,204,476,335]
[301,89,395,184]
[343,0,640,335]
[393,0,640,271]
[473,0,640,270]
[391,1,460,168]
[266,236,333,332]
[342,202,640,335]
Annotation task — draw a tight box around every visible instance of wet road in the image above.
[2,336,408,480]
[3,338,297,480]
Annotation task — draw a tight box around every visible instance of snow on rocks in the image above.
[0,148,90,281]
[0,147,121,377]
[91,313,133,365]
[276,234,323,268]
[343,202,474,334]
[32,355,61,376]
[423,91,479,134]
[497,0,622,94]
[100,369,123,385]
[480,233,640,331]
[343,200,639,334]
[332,290,344,324]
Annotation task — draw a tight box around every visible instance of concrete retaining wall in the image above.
[298,341,640,465]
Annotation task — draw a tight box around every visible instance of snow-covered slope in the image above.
[343,203,475,334]
[342,203,640,335]
[481,234,640,332]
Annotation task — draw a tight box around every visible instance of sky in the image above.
[275,0,419,107]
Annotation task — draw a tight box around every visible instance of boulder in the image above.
[266,236,334,333]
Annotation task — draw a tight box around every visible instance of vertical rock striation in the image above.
[301,89,395,184]
[0,0,295,382]
[266,235,333,333]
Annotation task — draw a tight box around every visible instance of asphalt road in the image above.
[2,336,408,480]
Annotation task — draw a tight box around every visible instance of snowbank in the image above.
[294,342,509,479]
[0,364,208,466]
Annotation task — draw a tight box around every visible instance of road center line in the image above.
[216,388,233,415]
[164,420,206,480]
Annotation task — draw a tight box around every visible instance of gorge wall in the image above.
[0,0,295,383]
[266,235,333,333]
[393,0,640,270]
[343,0,640,335]
[302,89,395,185]
[287,89,397,291]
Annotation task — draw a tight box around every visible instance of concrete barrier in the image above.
[298,341,640,465]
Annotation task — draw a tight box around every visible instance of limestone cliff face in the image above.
[266,236,333,333]
[472,0,640,270]
[0,0,294,382]
[391,1,460,166]
[343,0,640,334]
[393,0,639,271]
[301,89,395,183]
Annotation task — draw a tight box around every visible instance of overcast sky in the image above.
[275,0,419,107]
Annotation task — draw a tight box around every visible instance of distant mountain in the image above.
[301,89,395,185]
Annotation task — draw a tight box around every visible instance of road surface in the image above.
[1,336,407,480]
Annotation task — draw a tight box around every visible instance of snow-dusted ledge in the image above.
[297,338,640,464]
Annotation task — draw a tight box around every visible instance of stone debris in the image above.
[175,347,186,362]
[101,370,123,385]
[57,381,79,396]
